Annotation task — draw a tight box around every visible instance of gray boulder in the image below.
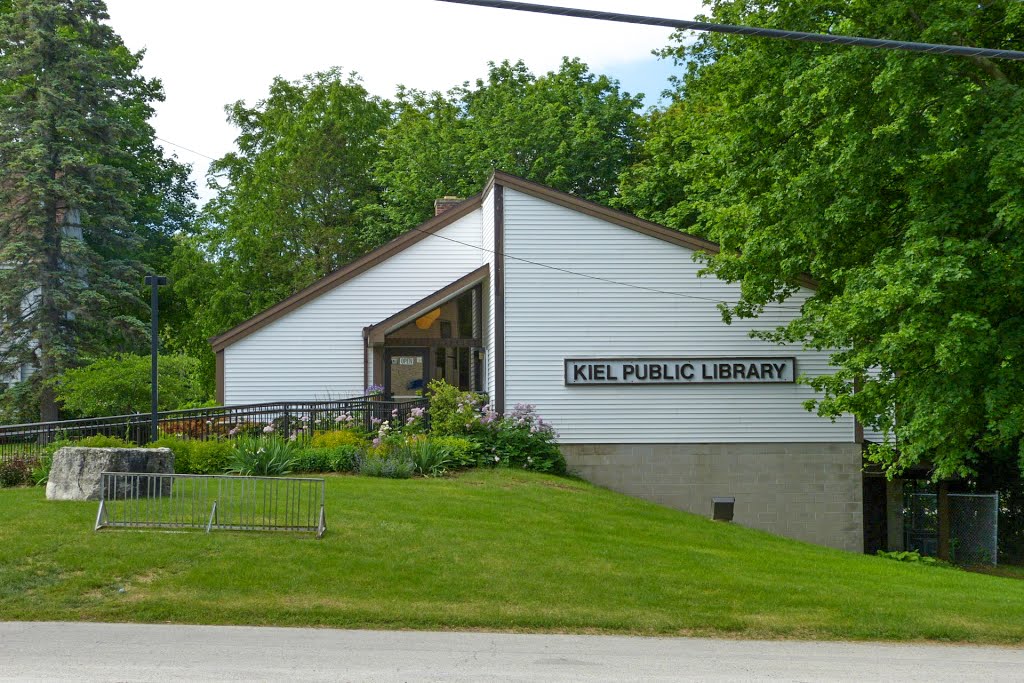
[46,447,174,501]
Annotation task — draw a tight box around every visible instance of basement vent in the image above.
[712,497,735,522]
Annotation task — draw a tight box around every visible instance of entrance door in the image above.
[384,348,430,399]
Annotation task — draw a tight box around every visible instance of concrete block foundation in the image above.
[561,442,863,552]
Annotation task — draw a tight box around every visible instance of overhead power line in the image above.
[155,136,219,162]
[435,0,1024,61]
[406,219,805,310]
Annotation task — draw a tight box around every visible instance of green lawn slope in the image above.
[1,469,1022,643]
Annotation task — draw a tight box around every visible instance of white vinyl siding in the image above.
[501,188,854,444]
[224,210,483,404]
[481,189,496,398]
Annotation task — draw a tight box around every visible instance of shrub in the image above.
[310,429,366,449]
[427,379,488,436]
[328,445,360,472]
[0,457,33,487]
[292,445,359,473]
[428,435,482,469]
[356,451,414,479]
[226,436,297,476]
[148,437,235,475]
[485,404,566,474]
[397,437,453,477]
[48,353,208,417]
[292,448,333,473]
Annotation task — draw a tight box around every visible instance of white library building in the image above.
[211,172,866,552]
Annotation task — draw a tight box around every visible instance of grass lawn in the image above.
[1,469,1023,644]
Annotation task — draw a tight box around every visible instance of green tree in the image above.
[50,353,207,416]
[171,70,391,379]
[0,0,195,423]
[374,58,645,231]
[619,0,1024,478]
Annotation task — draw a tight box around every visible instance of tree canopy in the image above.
[50,353,206,417]
[0,0,195,422]
[619,0,1024,478]
[375,58,645,231]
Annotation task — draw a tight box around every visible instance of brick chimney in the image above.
[434,196,463,216]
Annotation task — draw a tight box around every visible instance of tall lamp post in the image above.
[145,275,168,443]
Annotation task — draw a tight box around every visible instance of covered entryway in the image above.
[365,265,489,399]
[384,348,430,399]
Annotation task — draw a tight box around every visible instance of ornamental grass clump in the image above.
[356,451,415,479]
[398,437,453,477]
[226,436,297,476]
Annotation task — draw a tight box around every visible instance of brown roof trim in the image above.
[490,171,819,291]
[365,264,490,345]
[215,349,224,404]
[210,195,483,351]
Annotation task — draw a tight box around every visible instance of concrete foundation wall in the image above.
[562,442,864,553]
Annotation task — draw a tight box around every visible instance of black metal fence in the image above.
[0,396,428,462]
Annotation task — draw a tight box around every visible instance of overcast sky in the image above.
[103,0,705,203]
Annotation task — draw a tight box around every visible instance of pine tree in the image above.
[0,0,192,422]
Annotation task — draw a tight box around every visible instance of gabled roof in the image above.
[209,193,482,352]
[488,171,723,256]
[211,170,815,352]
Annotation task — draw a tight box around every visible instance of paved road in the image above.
[1,622,1021,681]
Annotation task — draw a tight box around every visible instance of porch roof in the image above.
[363,264,489,345]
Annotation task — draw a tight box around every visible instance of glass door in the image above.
[384,348,430,399]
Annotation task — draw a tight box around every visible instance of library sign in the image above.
[564,357,796,385]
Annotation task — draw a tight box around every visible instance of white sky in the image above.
[103,0,705,202]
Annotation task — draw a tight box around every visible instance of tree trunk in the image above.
[37,156,63,423]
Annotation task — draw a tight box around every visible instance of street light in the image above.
[145,275,168,443]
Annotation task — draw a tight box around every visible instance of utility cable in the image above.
[405,218,807,310]
[155,136,219,162]
[435,0,1024,61]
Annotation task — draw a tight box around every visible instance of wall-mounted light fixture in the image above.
[416,308,441,329]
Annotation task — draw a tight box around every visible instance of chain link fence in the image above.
[904,492,998,565]
[949,493,999,566]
